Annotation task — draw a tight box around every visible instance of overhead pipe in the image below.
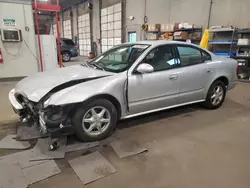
[207,0,213,29]
[34,0,44,72]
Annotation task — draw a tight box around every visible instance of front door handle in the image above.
[169,74,178,80]
[207,69,213,73]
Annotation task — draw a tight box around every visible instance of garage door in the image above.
[63,19,72,39]
[101,3,122,53]
[78,13,91,56]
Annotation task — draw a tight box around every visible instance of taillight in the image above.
[0,48,3,63]
[74,45,78,49]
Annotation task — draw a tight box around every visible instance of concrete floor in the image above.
[1,82,250,188]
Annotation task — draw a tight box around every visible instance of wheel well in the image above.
[215,76,229,86]
[87,94,122,119]
[61,51,70,55]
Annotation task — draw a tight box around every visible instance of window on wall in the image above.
[101,3,122,53]
[52,24,59,36]
[128,32,136,42]
[63,19,72,39]
[78,13,91,56]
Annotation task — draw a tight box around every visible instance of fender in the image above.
[45,73,128,117]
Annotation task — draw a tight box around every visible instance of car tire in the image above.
[204,80,226,109]
[62,52,71,62]
[72,99,117,141]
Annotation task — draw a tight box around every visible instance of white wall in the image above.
[124,0,250,41]
[0,1,39,78]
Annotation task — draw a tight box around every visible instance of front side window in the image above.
[143,45,180,72]
[177,45,203,66]
[90,44,149,73]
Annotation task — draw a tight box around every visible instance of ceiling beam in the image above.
[60,0,87,11]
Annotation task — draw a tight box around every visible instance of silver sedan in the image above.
[9,41,237,142]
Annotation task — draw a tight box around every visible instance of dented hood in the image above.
[15,65,114,102]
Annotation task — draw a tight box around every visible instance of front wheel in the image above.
[72,99,117,141]
[204,80,226,109]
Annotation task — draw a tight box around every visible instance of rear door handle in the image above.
[169,74,178,80]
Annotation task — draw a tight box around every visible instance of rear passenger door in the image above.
[175,44,215,103]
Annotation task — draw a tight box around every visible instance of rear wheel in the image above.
[62,52,71,62]
[204,80,226,109]
[72,99,117,141]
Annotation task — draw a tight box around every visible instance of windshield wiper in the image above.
[91,62,105,71]
[82,62,90,68]
[81,62,104,71]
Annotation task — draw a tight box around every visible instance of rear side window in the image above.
[202,51,212,61]
[177,46,203,66]
[62,39,75,45]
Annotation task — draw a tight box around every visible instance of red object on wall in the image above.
[0,48,3,63]
[32,2,60,12]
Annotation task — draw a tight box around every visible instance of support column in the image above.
[72,6,78,43]
[92,0,101,55]
[60,13,64,37]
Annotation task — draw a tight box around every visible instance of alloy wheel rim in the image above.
[82,106,111,136]
[63,53,70,61]
[211,85,224,106]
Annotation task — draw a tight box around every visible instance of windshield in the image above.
[88,44,150,73]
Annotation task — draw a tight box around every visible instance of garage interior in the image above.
[1,0,250,188]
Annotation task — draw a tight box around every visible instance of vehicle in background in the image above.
[60,38,78,62]
[9,41,237,146]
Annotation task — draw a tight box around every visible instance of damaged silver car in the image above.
[9,41,237,142]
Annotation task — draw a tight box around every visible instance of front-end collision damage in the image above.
[39,104,77,136]
[10,72,127,140]
[12,76,110,137]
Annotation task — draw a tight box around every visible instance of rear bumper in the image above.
[70,50,78,57]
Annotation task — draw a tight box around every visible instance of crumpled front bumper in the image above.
[9,88,75,137]
[9,89,46,132]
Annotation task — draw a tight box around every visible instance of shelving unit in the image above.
[230,29,250,81]
[145,25,202,44]
[173,27,202,43]
[208,27,236,57]
[145,30,173,41]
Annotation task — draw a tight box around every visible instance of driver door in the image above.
[127,44,181,114]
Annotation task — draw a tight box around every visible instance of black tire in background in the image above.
[72,99,117,142]
[62,51,71,62]
[204,80,226,109]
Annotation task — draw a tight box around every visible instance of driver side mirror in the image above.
[136,63,154,74]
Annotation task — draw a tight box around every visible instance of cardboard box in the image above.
[150,34,158,40]
[168,36,174,40]
[148,24,161,32]
[161,24,174,32]
[238,39,250,45]
[174,31,189,40]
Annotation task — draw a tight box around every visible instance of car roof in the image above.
[122,40,215,56]
[124,40,197,46]
[61,38,73,40]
